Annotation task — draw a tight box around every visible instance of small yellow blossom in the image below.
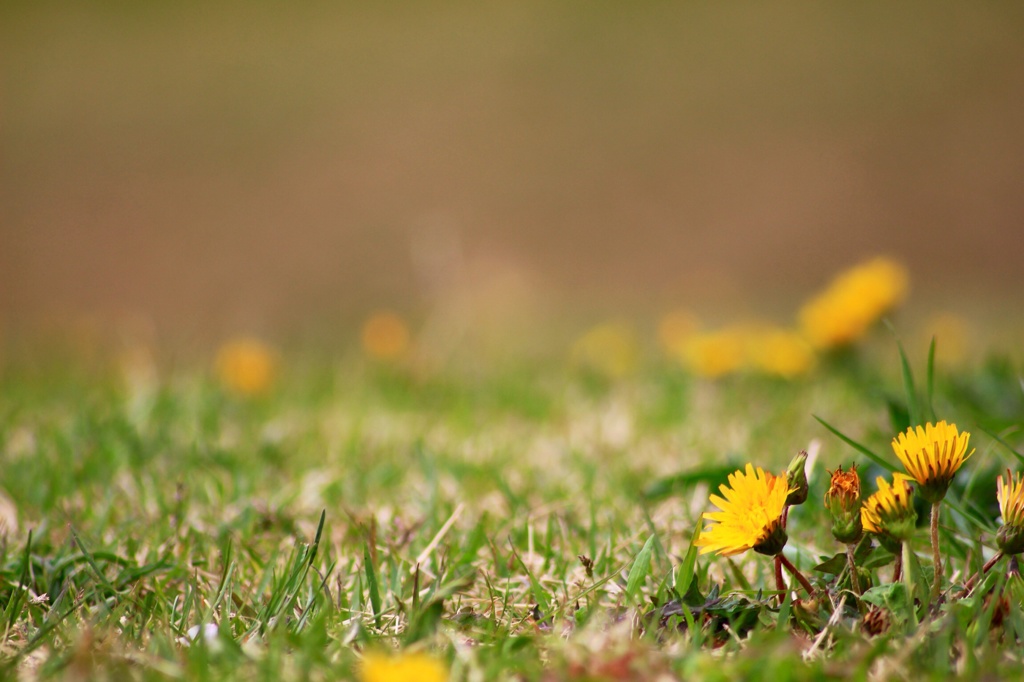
[861,474,917,548]
[743,326,816,378]
[891,421,973,503]
[696,464,792,556]
[360,652,448,682]
[362,311,411,361]
[570,322,639,378]
[657,310,700,361]
[215,337,277,397]
[799,257,908,349]
[680,328,745,379]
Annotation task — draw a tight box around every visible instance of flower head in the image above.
[360,652,447,682]
[798,257,908,349]
[657,310,700,361]
[891,421,973,504]
[571,322,639,379]
[744,326,816,378]
[215,337,278,397]
[362,311,412,362]
[680,328,746,379]
[996,469,1024,555]
[695,464,791,556]
[825,464,863,543]
[785,450,809,507]
[861,474,917,552]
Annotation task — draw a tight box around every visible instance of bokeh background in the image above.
[3,2,1024,343]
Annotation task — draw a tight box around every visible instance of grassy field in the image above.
[1,313,1023,680]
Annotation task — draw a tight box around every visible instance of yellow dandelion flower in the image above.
[215,337,277,397]
[680,327,745,379]
[996,470,1024,555]
[570,322,639,379]
[861,474,917,547]
[360,652,448,682]
[362,311,411,361]
[798,257,908,349]
[891,421,973,504]
[695,464,792,556]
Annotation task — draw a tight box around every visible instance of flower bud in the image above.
[997,470,1024,555]
[825,464,863,544]
[785,451,809,507]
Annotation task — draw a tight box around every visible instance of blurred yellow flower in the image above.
[695,464,791,556]
[798,257,908,349]
[571,322,639,378]
[657,310,700,361]
[743,326,816,378]
[679,327,745,378]
[360,652,448,682]
[362,311,411,361]
[215,337,277,397]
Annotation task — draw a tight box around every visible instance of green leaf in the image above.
[812,552,848,575]
[862,545,897,570]
[625,534,656,604]
[860,582,909,614]
[675,523,702,599]
[814,416,896,472]
[777,588,793,628]
[901,542,927,623]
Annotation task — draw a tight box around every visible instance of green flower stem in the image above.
[846,543,862,595]
[930,502,942,601]
[778,553,815,596]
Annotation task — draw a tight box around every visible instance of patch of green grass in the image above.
[0,335,1022,680]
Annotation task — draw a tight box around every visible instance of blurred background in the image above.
[3,2,1024,345]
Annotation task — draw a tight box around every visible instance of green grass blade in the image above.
[309,510,326,566]
[69,525,118,613]
[891,328,922,427]
[510,538,551,613]
[625,534,656,604]
[814,416,896,472]
[926,336,938,423]
[675,523,702,599]
[364,544,382,629]
[981,427,1024,469]
[4,530,33,631]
